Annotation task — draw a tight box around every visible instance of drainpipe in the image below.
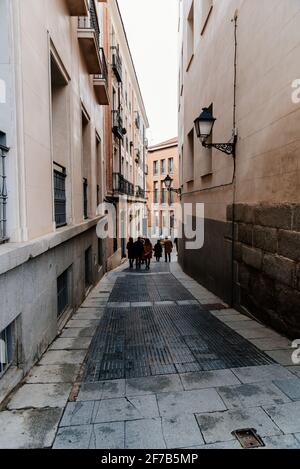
[231,11,238,307]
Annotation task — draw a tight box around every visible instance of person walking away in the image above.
[164,237,173,263]
[144,239,153,270]
[154,240,162,262]
[133,237,144,269]
[127,237,135,269]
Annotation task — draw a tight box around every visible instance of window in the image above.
[187,1,194,69]
[170,211,175,229]
[0,321,14,376]
[57,269,69,318]
[154,211,159,231]
[83,178,88,219]
[50,52,69,228]
[161,159,166,175]
[96,136,102,207]
[54,163,67,228]
[153,161,158,175]
[162,211,167,228]
[82,110,91,219]
[168,158,174,175]
[201,0,213,35]
[154,182,159,204]
[200,103,213,177]
[0,133,8,244]
[161,182,167,204]
[169,184,174,205]
[185,129,194,183]
[85,247,92,288]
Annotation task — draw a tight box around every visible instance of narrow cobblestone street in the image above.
[1,258,300,449]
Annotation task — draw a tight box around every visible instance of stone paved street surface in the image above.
[1,259,300,449]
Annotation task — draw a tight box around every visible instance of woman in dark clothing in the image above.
[154,240,163,262]
[143,238,153,270]
[127,237,135,269]
[133,237,144,269]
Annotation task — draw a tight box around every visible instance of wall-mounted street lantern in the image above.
[194,107,236,156]
[164,175,181,197]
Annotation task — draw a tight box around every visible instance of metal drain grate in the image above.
[83,303,274,382]
[108,274,194,303]
[232,428,265,449]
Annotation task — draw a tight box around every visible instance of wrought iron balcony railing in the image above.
[113,173,134,197]
[0,143,9,244]
[78,0,100,49]
[112,46,122,82]
[135,111,140,129]
[98,47,108,82]
[135,148,141,163]
[112,110,125,139]
[136,186,146,199]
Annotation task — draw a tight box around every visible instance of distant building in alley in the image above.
[0,0,148,401]
[178,0,300,338]
[103,0,149,264]
[147,138,179,239]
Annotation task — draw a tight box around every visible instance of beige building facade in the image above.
[147,138,179,239]
[0,0,148,402]
[178,0,300,338]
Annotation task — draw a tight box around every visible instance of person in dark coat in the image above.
[154,240,163,262]
[127,237,135,269]
[143,238,153,270]
[133,237,144,269]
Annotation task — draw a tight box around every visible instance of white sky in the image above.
[118,0,178,146]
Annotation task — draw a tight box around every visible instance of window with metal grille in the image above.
[83,178,88,219]
[57,269,69,318]
[0,134,9,244]
[53,163,67,228]
[85,246,92,288]
[0,322,14,377]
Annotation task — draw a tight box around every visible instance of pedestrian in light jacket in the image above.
[164,237,173,263]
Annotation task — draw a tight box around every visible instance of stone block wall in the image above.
[227,203,300,339]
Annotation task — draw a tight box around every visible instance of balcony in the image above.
[77,0,101,74]
[136,186,146,199]
[135,111,140,129]
[93,48,109,105]
[66,0,88,16]
[112,110,125,140]
[135,149,141,164]
[113,173,134,197]
[112,47,122,82]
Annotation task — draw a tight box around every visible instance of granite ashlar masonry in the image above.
[227,203,300,339]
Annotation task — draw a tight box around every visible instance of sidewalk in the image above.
[1,258,300,449]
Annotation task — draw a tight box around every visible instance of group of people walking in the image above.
[127,237,176,271]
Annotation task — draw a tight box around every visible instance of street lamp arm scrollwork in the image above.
[194,107,237,157]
